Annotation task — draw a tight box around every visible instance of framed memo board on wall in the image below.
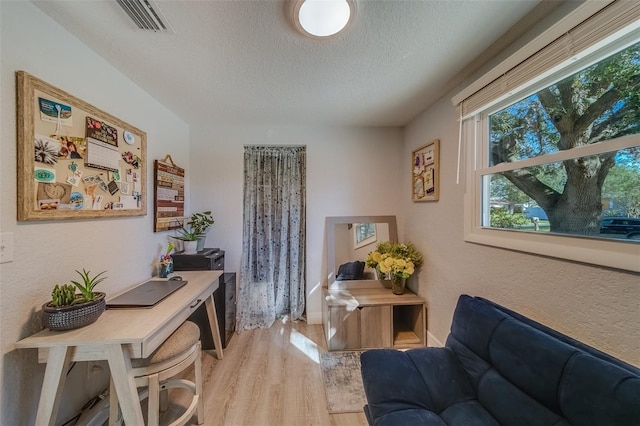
[412,139,440,202]
[16,71,147,221]
[154,155,186,232]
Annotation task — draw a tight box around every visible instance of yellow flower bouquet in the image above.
[365,241,423,294]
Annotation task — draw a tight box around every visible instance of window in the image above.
[457,1,640,272]
[353,223,377,249]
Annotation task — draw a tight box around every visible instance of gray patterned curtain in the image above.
[236,146,306,331]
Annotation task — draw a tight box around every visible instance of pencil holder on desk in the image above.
[159,255,173,278]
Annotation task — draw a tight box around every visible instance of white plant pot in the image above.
[183,240,198,255]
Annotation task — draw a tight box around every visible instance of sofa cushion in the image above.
[361,347,475,419]
[489,317,577,412]
[440,400,500,426]
[477,368,569,426]
[560,352,640,425]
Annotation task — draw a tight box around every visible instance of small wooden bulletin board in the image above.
[16,71,147,221]
[154,155,186,232]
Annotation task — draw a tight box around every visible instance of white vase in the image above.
[183,240,198,254]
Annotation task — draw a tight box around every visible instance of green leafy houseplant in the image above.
[187,211,214,235]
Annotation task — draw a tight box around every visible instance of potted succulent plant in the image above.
[42,269,108,331]
[187,211,214,252]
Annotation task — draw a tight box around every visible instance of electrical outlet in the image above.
[0,233,14,263]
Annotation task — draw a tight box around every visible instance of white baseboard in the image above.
[306,311,322,324]
[427,331,444,347]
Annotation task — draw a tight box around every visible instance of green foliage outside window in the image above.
[489,210,529,229]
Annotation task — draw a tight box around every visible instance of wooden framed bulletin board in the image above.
[16,71,147,221]
[411,139,440,202]
[154,156,186,232]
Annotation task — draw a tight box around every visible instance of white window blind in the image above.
[453,0,640,118]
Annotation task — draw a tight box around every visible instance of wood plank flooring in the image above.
[161,320,369,426]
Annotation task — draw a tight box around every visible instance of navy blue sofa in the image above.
[360,295,640,426]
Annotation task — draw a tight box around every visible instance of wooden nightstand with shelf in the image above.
[322,287,426,351]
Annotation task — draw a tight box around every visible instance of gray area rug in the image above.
[319,351,366,414]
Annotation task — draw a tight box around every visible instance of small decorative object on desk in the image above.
[366,241,424,295]
[160,242,175,278]
[42,269,108,331]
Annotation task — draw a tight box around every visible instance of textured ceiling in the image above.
[32,0,541,127]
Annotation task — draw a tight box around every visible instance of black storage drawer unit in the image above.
[222,272,236,345]
[172,248,235,349]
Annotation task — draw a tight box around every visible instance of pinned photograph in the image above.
[34,134,61,165]
[54,136,86,159]
[38,199,59,210]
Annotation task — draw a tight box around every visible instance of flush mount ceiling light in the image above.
[292,0,356,39]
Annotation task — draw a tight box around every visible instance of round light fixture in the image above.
[292,0,356,39]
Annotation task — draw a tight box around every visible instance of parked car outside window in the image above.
[600,217,640,239]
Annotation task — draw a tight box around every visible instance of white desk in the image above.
[15,270,224,426]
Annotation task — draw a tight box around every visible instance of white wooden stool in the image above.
[109,321,203,426]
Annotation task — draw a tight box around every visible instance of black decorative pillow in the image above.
[336,261,365,280]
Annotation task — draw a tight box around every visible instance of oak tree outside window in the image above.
[456,1,640,272]
[485,41,640,239]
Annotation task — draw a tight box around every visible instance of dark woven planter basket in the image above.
[42,292,106,331]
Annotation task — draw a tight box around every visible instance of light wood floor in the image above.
[161,320,369,426]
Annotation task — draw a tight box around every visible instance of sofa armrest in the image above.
[361,348,476,421]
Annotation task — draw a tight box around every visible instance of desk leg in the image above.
[35,346,73,426]
[205,294,224,360]
[105,344,145,425]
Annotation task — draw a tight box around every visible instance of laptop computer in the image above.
[106,280,188,309]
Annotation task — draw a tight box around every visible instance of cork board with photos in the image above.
[16,71,147,221]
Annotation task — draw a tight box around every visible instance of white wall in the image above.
[0,2,190,424]
[403,83,640,367]
[188,125,404,323]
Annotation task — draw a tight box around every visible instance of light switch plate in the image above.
[0,233,14,263]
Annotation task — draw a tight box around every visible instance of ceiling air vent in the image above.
[116,0,175,33]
